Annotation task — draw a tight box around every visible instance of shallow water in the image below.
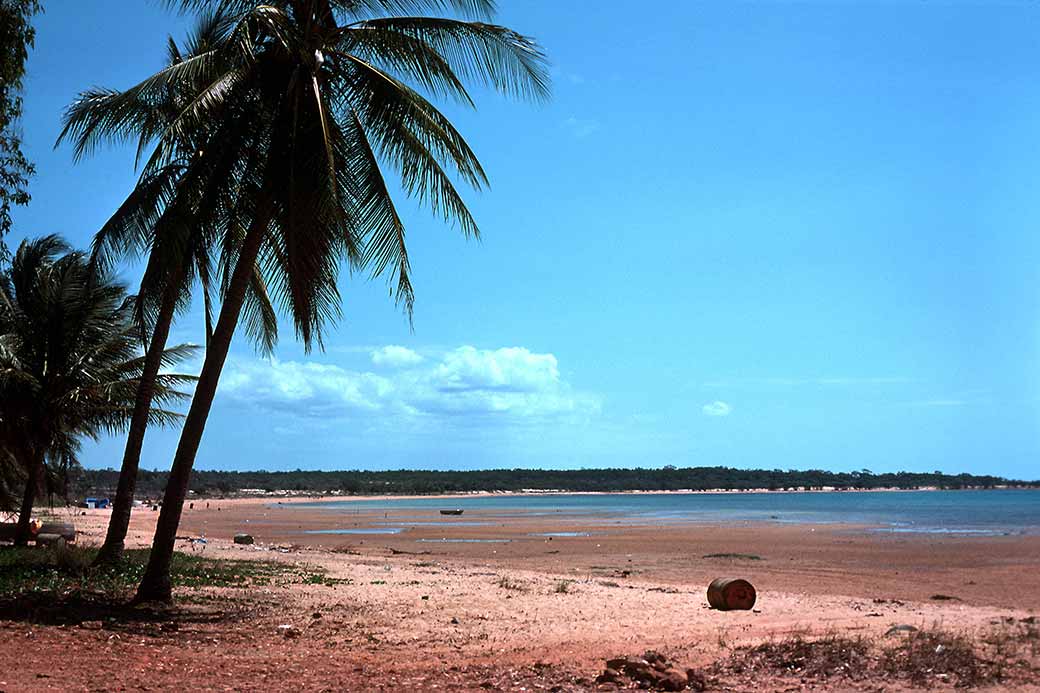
[298,488,1040,535]
[415,538,512,543]
[530,531,591,537]
[303,527,404,535]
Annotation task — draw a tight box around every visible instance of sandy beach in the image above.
[1,495,1037,691]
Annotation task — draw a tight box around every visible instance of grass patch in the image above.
[496,576,527,592]
[724,634,873,682]
[985,619,1040,659]
[553,580,574,594]
[0,544,328,599]
[882,627,1011,687]
[716,626,1037,688]
[300,573,352,587]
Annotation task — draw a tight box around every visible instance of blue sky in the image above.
[10,1,1040,478]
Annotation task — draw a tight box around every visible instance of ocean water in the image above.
[299,489,1040,535]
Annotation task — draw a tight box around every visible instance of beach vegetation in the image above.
[716,626,1039,688]
[496,575,527,591]
[552,579,573,594]
[58,13,281,568]
[52,0,548,605]
[70,465,1037,499]
[723,633,873,682]
[0,0,40,250]
[0,236,196,544]
[0,543,328,601]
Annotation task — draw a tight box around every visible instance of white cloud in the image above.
[432,346,558,393]
[370,345,423,368]
[702,401,732,417]
[221,359,392,416]
[219,346,599,425]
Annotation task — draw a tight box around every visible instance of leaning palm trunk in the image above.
[124,0,548,603]
[14,447,43,545]
[94,269,185,565]
[134,205,269,603]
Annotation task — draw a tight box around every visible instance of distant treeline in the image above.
[70,466,1039,498]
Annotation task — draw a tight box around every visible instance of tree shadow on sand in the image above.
[0,543,306,631]
[0,590,251,631]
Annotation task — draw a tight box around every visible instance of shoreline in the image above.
[182,487,1040,538]
[183,484,1039,505]
[109,495,1040,609]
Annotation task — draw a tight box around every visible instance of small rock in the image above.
[626,663,656,685]
[450,617,459,625]
[595,668,622,684]
[311,612,322,620]
[643,650,666,665]
[885,624,919,636]
[686,669,707,692]
[606,656,648,674]
[277,624,300,638]
[233,533,255,545]
[656,668,688,692]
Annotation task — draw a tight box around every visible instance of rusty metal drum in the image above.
[706,577,756,610]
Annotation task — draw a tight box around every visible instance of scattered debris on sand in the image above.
[596,651,706,691]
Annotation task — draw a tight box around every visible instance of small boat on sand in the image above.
[439,509,464,516]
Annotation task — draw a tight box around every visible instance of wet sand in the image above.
[5,495,1037,691]
[163,494,1040,609]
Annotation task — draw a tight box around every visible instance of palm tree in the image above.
[0,235,196,545]
[59,16,279,566]
[80,0,548,603]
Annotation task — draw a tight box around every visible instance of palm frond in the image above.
[339,17,549,101]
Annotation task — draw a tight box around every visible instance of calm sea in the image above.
[300,489,1040,535]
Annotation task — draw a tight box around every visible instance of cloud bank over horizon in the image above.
[220,345,600,428]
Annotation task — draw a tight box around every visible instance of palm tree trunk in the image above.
[134,212,268,603]
[94,265,186,566]
[14,446,44,546]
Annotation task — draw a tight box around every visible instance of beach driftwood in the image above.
[706,577,757,610]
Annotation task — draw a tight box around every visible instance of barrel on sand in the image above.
[706,577,756,611]
[0,521,76,545]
